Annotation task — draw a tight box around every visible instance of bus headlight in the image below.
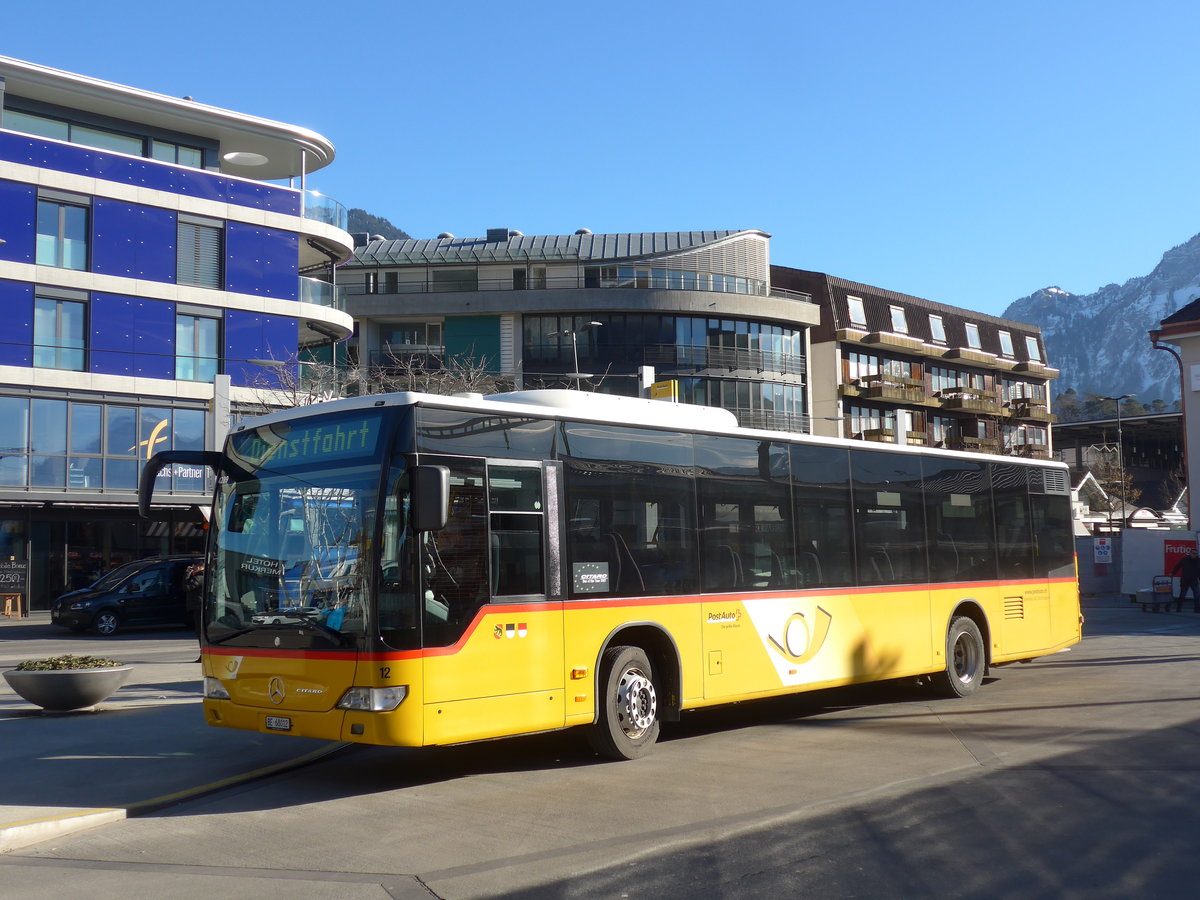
[336,685,407,712]
[204,677,231,700]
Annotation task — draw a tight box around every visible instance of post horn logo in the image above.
[768,607,833,664]
[268,676,286,705]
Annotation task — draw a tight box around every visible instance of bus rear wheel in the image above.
[936,616,985,698]
[588,645,660,760]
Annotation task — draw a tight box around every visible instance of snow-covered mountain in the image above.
[1002,232,1200,406]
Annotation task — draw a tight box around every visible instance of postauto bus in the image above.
[139,389,1080,759]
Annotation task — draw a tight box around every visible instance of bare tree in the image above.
[238,351,515,419]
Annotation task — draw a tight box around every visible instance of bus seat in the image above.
[797,551,822,585]
[607,532,644,594]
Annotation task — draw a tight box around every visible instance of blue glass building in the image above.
[0,56,353,609]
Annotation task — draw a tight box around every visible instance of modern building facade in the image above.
[774,268,1058,454]
[343,229,821,432]
[0,56,354,608]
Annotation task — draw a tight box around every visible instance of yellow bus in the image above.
[140,389,1080,759]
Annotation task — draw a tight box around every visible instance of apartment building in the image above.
[773,268,1058,453]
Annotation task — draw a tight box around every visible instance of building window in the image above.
[889,305,908,334]
[929,315,946,343]
[176,312,220,381]
[177,215,224,289]
[964,322,982,350]
[36,196,89,270]
[431,268,479,292]
[151,140,203,168]
[847,296,867,329]
[1025,335,1042,361]
[998,330,1015,357]
[846,350,879,382]
[8,109,142,155]
[34,296,86,371]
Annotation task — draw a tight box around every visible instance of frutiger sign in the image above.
[1164,539,1197,575]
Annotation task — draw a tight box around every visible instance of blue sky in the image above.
[6,0,1200,317]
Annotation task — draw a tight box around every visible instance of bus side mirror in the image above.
[411,465,450,532]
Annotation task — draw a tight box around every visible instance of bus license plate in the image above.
[265,716,292,732]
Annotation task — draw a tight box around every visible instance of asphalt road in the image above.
[3,598,1200,899]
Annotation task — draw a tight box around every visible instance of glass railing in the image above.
[298,276,346,310]
[300,190,348,231]
[343,267,808,300]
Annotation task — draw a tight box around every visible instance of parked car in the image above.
[50,555,202,636]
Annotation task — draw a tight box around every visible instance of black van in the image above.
[50,555,201,636]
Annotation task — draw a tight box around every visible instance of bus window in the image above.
[421,459,488,646]
[991,463,1035,578]
[850,449,927,586]
[921,456,996,582]
[790,444,854,587]
[379,468,418,650]
[695,435,795,592]
[1029,467,1075,578]
[561,422,697,598]
[488,464,544,597]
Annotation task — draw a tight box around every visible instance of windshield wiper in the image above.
[207,624,259,644]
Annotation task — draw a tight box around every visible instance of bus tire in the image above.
[588,645,660,760]
[936,616,984,698]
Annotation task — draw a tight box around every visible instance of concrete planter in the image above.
[3,665,134,711]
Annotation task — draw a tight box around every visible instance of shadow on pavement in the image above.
[481,713,1200,899]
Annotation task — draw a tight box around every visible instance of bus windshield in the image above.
[205,410,386,650]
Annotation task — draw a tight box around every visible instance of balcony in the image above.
[942,346,1008,369]
[344,268,785,299]
[856,373,928,404]
[1014,443,1051,459]
[1008,399,1057,423]
[946,437,1001,454]
[642,344,806,377]
[860,427,896,443]
[298,276,346,310]
[937,387,1000,415]
[862,331,925,353]
[300,190,349,231]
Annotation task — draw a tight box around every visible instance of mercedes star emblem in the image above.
[268,676,286,705]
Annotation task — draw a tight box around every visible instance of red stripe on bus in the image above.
[204,576,1075,663]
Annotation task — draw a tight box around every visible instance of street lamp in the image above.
[1149,329,1189,530]
[548,321,602,387]
[1101,393,1135,531]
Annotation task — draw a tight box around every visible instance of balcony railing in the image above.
[298,276,346,310]
[345,271,811,301]
[729,408,812,433]
[300,190,348,231]
[641,344,806,377]
[855,373,928,404]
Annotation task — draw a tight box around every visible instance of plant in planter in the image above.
[3,654,134,711]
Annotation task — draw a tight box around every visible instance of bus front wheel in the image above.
[937,616,985,698]
[588,645,660,760]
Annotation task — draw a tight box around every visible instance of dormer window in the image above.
[1025,335,1042,362]
[889,305,908,334]
[928,314,946,343]
[847,296,867,329]
[964,323,981,350]
[998,330,1015,357]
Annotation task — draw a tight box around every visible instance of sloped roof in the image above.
[348,229,764,267]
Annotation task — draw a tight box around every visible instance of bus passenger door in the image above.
[419,457,565,745]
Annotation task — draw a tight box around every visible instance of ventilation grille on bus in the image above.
[1030,467,1070,496]
[1004,597,1025,620]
